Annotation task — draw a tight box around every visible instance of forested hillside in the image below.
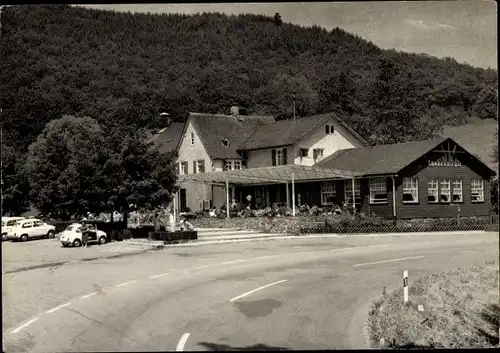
[1,4,497,153]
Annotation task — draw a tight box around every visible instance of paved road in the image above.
[3,232,498,351]
[1,238,155,274]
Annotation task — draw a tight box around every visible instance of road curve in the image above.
[3,232,498,352]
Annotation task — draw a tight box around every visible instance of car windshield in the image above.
[65,225,77,231]
[6,220,18,226]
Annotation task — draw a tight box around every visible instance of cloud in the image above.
[405,19,457,31]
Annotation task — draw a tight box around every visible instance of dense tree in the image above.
[1,144,30,216]
[0,4,497,154]
[24,116,178,219]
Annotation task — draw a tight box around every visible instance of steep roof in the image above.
[146,122,184,154]
[316,137,453,176]
[239,112,368,150]
[188,113,275,159]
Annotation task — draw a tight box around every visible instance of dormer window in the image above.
[221,139,230,147]
[190,132,195,145]
[313,148,324,160]
[325,125,334,134]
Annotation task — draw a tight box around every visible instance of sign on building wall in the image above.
[428,153,462,167]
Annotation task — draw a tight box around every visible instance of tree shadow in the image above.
[197,342,290,351]
[477,303,500,346]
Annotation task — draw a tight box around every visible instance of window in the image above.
[300,148,309,157]
[192,161,197,174]
[325,125,334,134]
[313,148,324,160]
[471,180,484,202]
[439,179,451,203]
[321,182,336,205]
[402,177,419,203]
[272,148,287,166]
[22,222,32,228]
[197,160,205,173]
[344,179,361,205]
[33,221,43,227]
[452,179,463,203]
[369,178,387,204]
[225,160,242,171]
[180,162,188,175]
[427,179,439,203]
[190,132,194,145]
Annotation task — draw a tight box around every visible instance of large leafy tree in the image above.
[24,116,178,220]
[1,144,30,216]
[25,115,111,219]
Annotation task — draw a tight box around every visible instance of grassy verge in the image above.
[368,263,499,349]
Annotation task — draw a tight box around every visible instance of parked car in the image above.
[8,218,56,242]
[59,223,108,247]
[2,217,25,241]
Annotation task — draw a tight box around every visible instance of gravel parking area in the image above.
[1,237,152,274]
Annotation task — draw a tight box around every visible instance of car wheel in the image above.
[73,239,82,247]
[20,234,28,242]
[98,236,107,245]
[47,230,56,239]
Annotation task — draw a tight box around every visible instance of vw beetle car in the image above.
[59,223,108,247]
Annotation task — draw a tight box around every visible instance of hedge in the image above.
[149,231,198,243]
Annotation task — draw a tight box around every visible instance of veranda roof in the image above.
[177,165,361,185]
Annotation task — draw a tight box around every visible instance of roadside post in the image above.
[403,270,409,305]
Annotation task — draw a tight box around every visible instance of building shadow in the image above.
[477,303,500,347]
[197,341,290,351]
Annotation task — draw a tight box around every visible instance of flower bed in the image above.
[190,214,499,235]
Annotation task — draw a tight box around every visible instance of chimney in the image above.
[230,106,239,116]
[160,112,171,126]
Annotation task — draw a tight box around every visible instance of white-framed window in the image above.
[402,177,419,203]
[369,178,387,204]
[313,148,324,160]
[196,160,205,173]
[427,178,439,203]
[344,179,361,205]
[321,182,337,205]
[225,160,242,171]
[190,132,195,145]
[439,179,451,203]
[300,148,309,157]
[471,179,484,202]
[180,161,188,175]
[452,179,463,203]
[276,148,285,165]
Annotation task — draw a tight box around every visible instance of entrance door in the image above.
[180,188,187,211]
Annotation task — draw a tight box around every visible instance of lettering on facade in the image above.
[428,153,462,167]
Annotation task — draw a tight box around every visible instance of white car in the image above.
[8,218,56,242]
[59,223,108,247]
[2,217,25,241]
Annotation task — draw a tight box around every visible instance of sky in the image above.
[77,1,497,69]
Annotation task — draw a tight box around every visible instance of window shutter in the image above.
[283,148,287,165]
[272,149,276,166]
[193,161,197,174]
[200,160,205,173]
[223,160,227,171]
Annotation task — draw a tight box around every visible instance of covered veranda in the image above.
[176,165,362,218]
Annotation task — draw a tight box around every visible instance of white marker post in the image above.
[403,270,409,305]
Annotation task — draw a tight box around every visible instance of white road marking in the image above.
[46,302,71,314]
[220,259,248,265]
[11,318,39,334]
[190,265,212,270]
[230,279,288,302]
[80,292,98,299]
[115,280,137,287]
[149,273,170,279]
[256,255,280,260]
[176,332,191,351]
[352,256,426,267]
